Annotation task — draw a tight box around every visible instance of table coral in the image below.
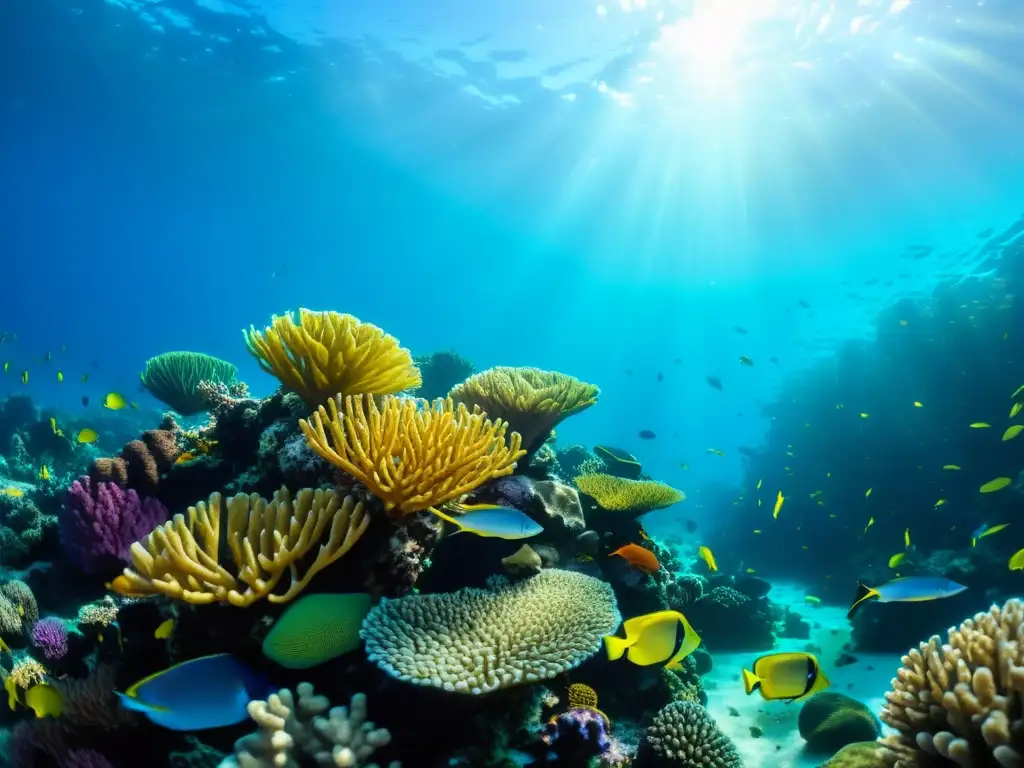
[140,351,239,415]
[878,598,1024,767]
[575,474,685,515]
[360,569,621,694]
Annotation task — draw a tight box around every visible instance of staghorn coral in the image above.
[222,685,399,768]
[111,487,369,606]
[878,598,1024,767]
[140,351,239,415]
[449,366,599,455]
[360,569,620,694]
[89,429,180,491]
[244,308,421,406]
[575,474,685,515]
[644,700,744,767]
[300,394,525,516]
[10,658,47,689]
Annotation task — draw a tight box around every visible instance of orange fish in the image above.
[609,544,660,574]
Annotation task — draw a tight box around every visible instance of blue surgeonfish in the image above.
[604,610,701,668]
[115,653,269,730]
[847,576,967,619]
[742,652,830,703]
[428,503,543,540]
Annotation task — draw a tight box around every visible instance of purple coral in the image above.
[542,707,612,758]
[32,617,68,660]
[60,476,169,574]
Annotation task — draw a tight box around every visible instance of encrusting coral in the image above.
[360,569,621,694]
[644,700,743,767]
[140,351,239,415]
[575,474,686,515]
[448,366,599,455]
[300,394,525,516]
[244,309,421,407]
[222,684,399,768]
[878,598,1024,767]
[110,487,370,606]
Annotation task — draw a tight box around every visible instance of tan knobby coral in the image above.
[111,487,369,606]
[300,394,525,516]
[244,309,421,406]
[878,598,1024,767]
[223,685,399,768]
[448,367,599,454]
[359,569,621,694]
[574,473,685,515]
[645,700,743,767]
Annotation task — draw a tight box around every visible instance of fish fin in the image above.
[114,691,171,714]
[604,634,629,661]
[847,582,879,619]
[451,502,503,512]
[426,506,462,529]
[741,668,761,696]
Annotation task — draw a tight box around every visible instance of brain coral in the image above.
[645,700,743,767]
[799,692,880,753]
[878,598,1024,767]
[360,569,621,694]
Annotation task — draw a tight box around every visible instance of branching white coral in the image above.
[219,684,399,768]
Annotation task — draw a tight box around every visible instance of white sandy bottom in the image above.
[700,582,900,768]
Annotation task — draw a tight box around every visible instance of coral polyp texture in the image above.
[111,486,370,606]
[645,700,744,767]
[448,366,600,454]
[878,598,1024,767]
[140,351,239,415]
[300,394,526,516]
[574,473,686,515]
[244,308,421,406]
[360,569,621,694]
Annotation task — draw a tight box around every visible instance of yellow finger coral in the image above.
[243,309,421,406]
[110,487,369,606]
[360,569,621,694]
[878,598,1024,767]
[448,367,599,454]
[574,474,685,516]
[299,394,526,516]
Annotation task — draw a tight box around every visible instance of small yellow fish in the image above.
[773,491,784,519]
[76,428,99,444]
[753,529,762,534]
[980,477,1012,494]
[154,618,175,639]
[935,499,947,508]
[49,417,57,434]
[5,488,24,498]
[20,370,28,385]
[1010,548,1024,571]
[756,479,762,490]
[1002,425,1024,442]
[1011,402,1023,418]
[913,401,922,408]
[804,595,821,604]
[810,490,823,498]
[745,568,756,573]
[865,488,872,498]
[23,683,62,719]
[904,528,911,548]
[1012,384,1024,400]
[943,465,961,471]
[863,516,874,533]
[698,546,718,572]
[56,371,63,383]
[175,452,196,465]
[103,392,127,411]
[888,552,905,568]
[37,465,49,482]
[969,422,991,428]
[860,412,869,419]
[2,361,7,373]
[706,448,725,457]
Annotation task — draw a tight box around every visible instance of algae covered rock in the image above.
[799,692,880,753]
[817,741,887,767]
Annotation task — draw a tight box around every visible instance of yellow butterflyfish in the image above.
[742,652,830,703]
[77,428,98,444]
[604,610,701,669]
[103,392,127,411]
[1002,425,1024,442]
[155,618,175,639]
[888,552,905,568]
[773,491,784,519]
[698,546,718,572]
[23,684,62,719]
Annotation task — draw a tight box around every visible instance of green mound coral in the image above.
[878,598,1024,767]
[799,692,880,753]
[574,473,685,515]
[140,351,238,415]
[818,742,887,768]
[262,592,371,670]
[645,700,743,767]
[360,569,620,694]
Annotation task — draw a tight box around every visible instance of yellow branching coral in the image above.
[300,394,526,516]
[243,309,421,406]
[574,474,685,516]
[878,598,1024,767]
[448,367,599,454]
[110,487,369,606]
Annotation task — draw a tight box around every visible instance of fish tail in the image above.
[603,634,629,661]
[741,668,761,696]
[847,582,878,619]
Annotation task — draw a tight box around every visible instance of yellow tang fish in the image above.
[698,546,718,572]
[888,552,905,568]
[154,618,175,639]
[1010,402,1023,418]
[1010,548,1024,571]
[913,401,923,407]
[969,422,991,428]
[103,392,127,411]
[943,465,961,471]
[603,610,700,668]
[980,477,1012,494]
[742,652,830,702]
[23,684,62,719]
[1002,425,1024,442]
[773,491,784,519]
[863,516,874,533]
[76,429,99,444]
[56,371,63,383]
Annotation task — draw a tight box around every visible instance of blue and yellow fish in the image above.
[428,503,542,540]
[115,653,269,730]
[847,576,967,619]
